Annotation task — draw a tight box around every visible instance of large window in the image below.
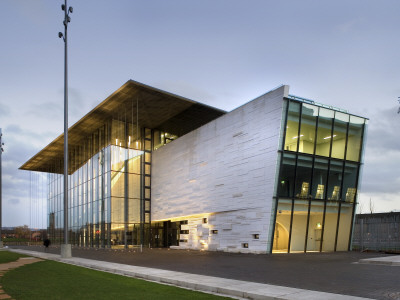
[315,108,334,157]
[273,99,367,253]
[278,153,296,198]
[299,104,318,155]
[284,101,301,152]
[346,116,364,162]
[331,112,349,160]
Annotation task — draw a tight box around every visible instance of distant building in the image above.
[353,212,400,252]
[21,80,368,253]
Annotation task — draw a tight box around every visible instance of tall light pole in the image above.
[0,129,4,248]
[59,1,73,258]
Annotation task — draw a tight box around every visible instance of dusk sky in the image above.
[1,0,399,227]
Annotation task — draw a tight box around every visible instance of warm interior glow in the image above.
[323,135,337,140]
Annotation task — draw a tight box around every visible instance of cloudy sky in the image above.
[1,0,399,227]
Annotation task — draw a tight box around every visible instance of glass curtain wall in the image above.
[273,99,367,253]
[47,118,146,248]
[47,117,180,248]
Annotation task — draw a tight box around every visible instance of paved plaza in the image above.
[8,246,400,300]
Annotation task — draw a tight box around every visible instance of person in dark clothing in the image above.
[43,238,51,252]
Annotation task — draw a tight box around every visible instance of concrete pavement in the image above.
[7,248,376,300]
[358,255,400,266]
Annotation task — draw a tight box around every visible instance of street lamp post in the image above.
[0,129,3,248]
[59,0,73,259]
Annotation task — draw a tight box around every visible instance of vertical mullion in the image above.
[334,201,342,252]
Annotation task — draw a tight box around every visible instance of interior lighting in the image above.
[316,222,322,228]
[323,135,336,140]
[115,138,118,145]
[128,136,131,147]
[292,135,304,139]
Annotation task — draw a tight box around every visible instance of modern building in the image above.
[20,80,368,253]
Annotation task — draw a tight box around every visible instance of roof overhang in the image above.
[20,80,226,174]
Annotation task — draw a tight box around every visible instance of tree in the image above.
[369,198,374,214]
[15,225,30,239]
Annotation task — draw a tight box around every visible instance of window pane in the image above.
[346,116,364,161]
[111,197,124,224]
[273,199,292,253]
[343,162,358,203]
[316,108,334,157]
[336,203,353,251]
[127,149,141,174]
[128,198,140,223]
[331,112,349,159]
[278,153,296,198]
[128,174,140,199]
[306,202,324,252]
[153,130,164,150]
[145,140,152,151]
[322,201,339,251]
[111,171,125,198]
[290,200,309,252]
[295,155,313,199]
[312,158,329,200]
[299,104,318,155]
[284,101,301,152]
[327,160,343,201]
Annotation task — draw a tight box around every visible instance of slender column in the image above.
[59,0,73,258]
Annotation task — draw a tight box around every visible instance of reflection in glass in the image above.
[284,101,301,152]
[299,104,318,155]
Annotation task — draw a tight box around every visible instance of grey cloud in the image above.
[26,102,63,120]
[365,107,400,152]
[359,106,400,195]
[0,104,10,118]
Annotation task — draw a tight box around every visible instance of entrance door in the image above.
[163,221,179,247]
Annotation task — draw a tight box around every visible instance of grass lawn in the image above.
[0,251,27,264]
[2,259,233,299]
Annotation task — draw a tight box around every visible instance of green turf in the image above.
[0,251,27,264]
[2,260,232,299]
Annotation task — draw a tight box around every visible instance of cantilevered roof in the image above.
[20,80,226,173]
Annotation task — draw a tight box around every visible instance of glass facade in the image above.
[47,118,178,248]
[273,99,367,253]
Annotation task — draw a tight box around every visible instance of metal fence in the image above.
[352,212,400,252]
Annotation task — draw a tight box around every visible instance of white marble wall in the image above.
[152,85,289,253]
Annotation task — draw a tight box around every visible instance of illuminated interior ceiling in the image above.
[20,79,226,174]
